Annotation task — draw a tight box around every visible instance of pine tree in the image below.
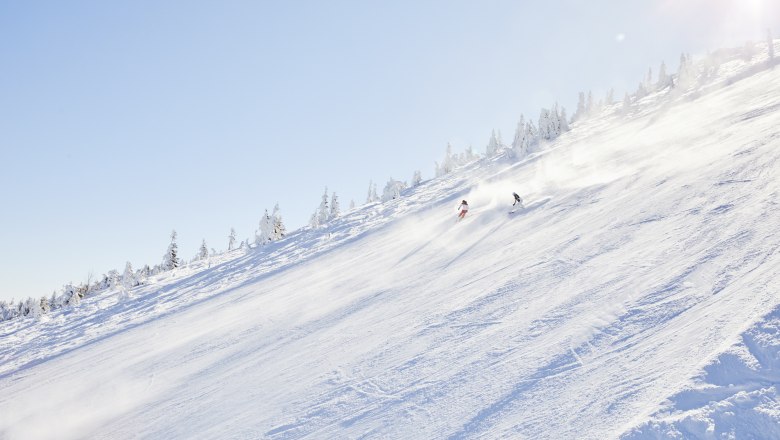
[559,107,570,132]
[349,199,356,210]
[256,209,273,245]
[226,227,236,251]
[381,178,407,202]
[605,89,615,106]
[486,129,500,156]
[122,261,136,288]
[412,170,422,186]
[366,180,378,203]
[198,239,209,260]
[330,193,340,219]
[309,210,320,228]
[658,61,669,88]
[574,91,586,121]
[622,92,632,115]
[538,108,552,140]
[272,204,286,240]
[443,143,455,174]
[318,187,330,224]
[163,230,180,270]
[586,91,594,116]
[40,296,50,314]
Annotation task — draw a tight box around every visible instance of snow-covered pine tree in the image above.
[365,181,378,204]
[256,209,273,245]
[107,270,121,289]
[586,91,595,116]
[622,92,632,115]
[574,91,586,121]
[381,178,407,202]
[330,193,340,219]
[605,89,615,106]
[645,67,654,92]
[318,188,330,224]
[658,61,669,89]
[198,239,209,260]
[64,284,81,306]
[349,199,356,210]
[412,170,422,186]
[122,261,136,288]
[228,227,237,251]
[512,115,526,158]
[677,53,695,89]
[163,230,180,270]
[272,204,286,240]
[635,81,648,100]
[486,130,501,156]
[538,108,552,140]
[309,211,320,228]
[443,143,456,174]
[25,297,42,319]
[39,296,50,314]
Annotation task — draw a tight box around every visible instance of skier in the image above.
[512,192,524,208]
[457,200,469,219]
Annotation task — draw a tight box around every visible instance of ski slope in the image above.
[2,51,780,439]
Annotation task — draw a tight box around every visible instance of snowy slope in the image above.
[2,49,780,440]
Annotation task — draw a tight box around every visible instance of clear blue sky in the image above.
[1,0,778,301]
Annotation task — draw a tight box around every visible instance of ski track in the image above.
[2,46,780,440]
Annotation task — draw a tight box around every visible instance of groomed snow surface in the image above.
[3,52,780,439]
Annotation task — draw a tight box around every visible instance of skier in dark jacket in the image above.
[512,192,524,207]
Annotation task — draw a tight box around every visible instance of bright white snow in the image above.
[2,45,780,439]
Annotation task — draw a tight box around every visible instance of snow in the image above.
[2,45,780,439]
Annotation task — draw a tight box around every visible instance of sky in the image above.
[1,0,779,302]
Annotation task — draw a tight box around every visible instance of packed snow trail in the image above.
[2,50,780,439]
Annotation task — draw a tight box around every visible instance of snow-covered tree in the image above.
[272,204,286,240]
[538,108,552,140]
[228,227,237,251]
[122,261,137,289]
[64,284,81,307]
[318,187,330,224]
[635,81,648,100]
[586,91,595,116]
[573,91,586,121]
[412,170,422,186]
[605,89,615,106]
[256,209,273,245]
[559,107,570,132]
[645,67,654,92]
[198,239,209,260]
[330,193,340,220]
[622,92,632,115]
[39,296,50,314]
[163,230,180,270]
[658,61,670,89]
[486,129,501,156]
[677,53,695,89]
[381,178,407,202]
[309,211,320,228]
[443,143,456,174]
[349,199,356,210]
[24,297,42,319]
[365,180,378,204]
[512,116,527,158]
[107,270,121,289]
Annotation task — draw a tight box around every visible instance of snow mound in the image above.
[623,307,780,439]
